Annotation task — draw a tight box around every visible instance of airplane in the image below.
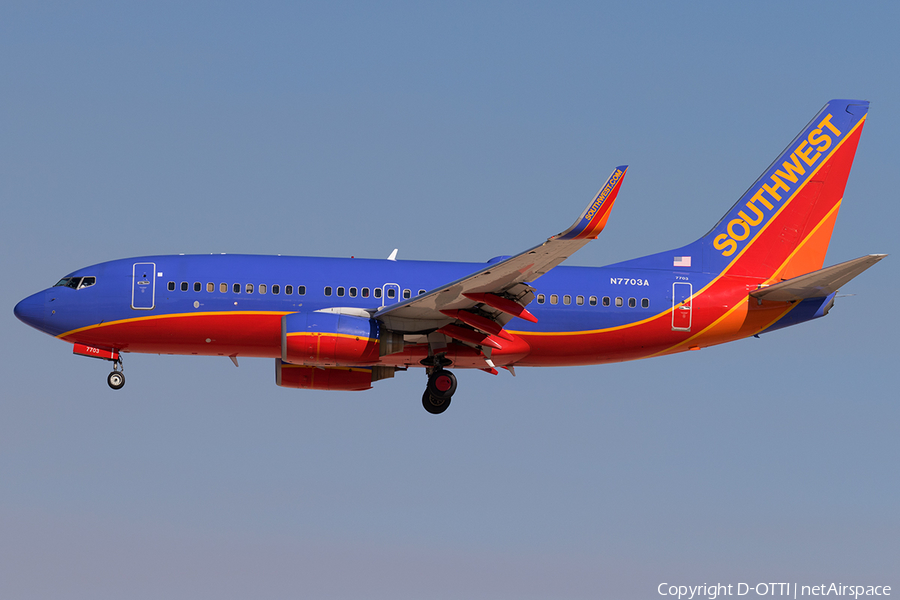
[14,99,886,414]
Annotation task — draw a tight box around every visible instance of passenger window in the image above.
[362,287,370,298]
[563,295,571,305]
[602,296,611,307]
[403,289,411,299]
[220,283,227,293]
[337,286,345,297]
[194,282,201,292]
[207,282,214,292]
[298,285,306,295]
[181,282,188,292]
[418,289,426,296]
[628,297,636,308]
[272,284,280,295]
[387,288,396,299]
[550,294,558,305]
[324,286,332,296]
[246,283,254,294]
[285,285,293,295]
[259,284,267,295]
[349,287,357,297]
[168,281,176,291]
[576,295,584,306]
[641,298,650,308]
[233,283,241,293]
[589,296,597,306]
[615,297,623,307]
[537,294,545,304]
[374,288,382,299]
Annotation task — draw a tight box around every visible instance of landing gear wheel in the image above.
[422,390,451,415]
[427,370,457,400]
[107,371,125,390]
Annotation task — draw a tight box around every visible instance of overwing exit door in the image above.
[381,283,401,307]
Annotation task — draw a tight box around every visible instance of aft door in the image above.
[671,282,692,331]
[132,262,156,310]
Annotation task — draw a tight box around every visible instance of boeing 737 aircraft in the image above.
[15,99,885,413]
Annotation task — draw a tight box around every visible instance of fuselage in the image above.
[14,253,825,370]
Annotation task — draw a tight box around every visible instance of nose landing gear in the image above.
[72,344,125,390]
[107,359,125,390]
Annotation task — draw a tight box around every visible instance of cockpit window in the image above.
[56,277,82,289]
[53,276,96,290]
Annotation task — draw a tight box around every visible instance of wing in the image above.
[375,166,628,336]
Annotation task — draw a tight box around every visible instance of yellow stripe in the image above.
[56,310,293,339]
[58,120,865,351]
[506,308,667,337]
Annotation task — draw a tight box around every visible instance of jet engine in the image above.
[282,311,387,366]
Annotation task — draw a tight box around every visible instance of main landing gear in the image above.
[421,357,457,415]
[107,359,125,390]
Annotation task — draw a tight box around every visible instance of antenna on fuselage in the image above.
[387,249,398,261]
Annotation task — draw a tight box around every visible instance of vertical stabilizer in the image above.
[701,99,869,280]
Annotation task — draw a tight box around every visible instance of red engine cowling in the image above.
[282,311,380,366]
[275,360,396,391]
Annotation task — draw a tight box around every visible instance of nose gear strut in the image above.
[107,357,125,390]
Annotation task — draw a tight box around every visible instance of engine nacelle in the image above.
[282,311,380,366]
[275,360,395,391]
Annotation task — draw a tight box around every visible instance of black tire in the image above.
[422,390,451,415]
[107,371,125,390]
[426,370,457,400]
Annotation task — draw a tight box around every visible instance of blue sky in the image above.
[2,3,898,599]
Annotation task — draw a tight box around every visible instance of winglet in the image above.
[556,166,628,240]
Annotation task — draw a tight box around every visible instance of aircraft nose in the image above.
[14,291,49,331]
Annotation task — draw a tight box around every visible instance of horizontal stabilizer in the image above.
[750,254,886,302]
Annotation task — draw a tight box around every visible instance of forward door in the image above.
[132,262,156,310]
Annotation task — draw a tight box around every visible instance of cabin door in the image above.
[671,282,692,331]
[131,262,156,310]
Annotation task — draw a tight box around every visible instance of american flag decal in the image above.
[673,256,691,267]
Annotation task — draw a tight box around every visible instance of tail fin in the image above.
[702,99,869,280]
